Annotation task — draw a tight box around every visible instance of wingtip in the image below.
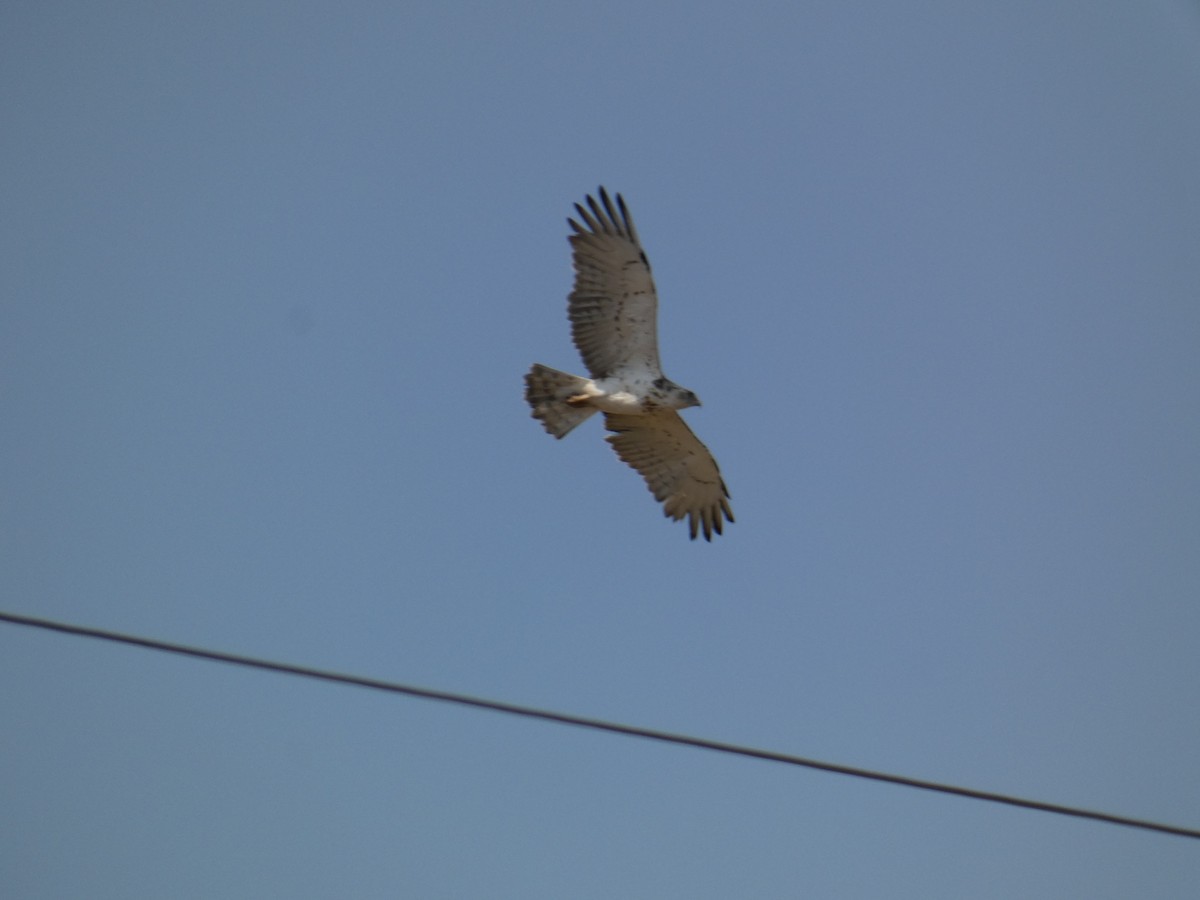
[595,185,628,214]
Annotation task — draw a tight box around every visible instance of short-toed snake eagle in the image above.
[524,188,733,541]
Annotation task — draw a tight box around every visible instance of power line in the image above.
[2,608,1197,842]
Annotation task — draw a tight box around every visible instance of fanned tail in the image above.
[524,364,597,438]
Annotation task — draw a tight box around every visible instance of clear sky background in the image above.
[3,2,1199,897]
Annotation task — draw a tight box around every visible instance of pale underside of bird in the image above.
[524,188,733,541]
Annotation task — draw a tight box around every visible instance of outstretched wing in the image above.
[567,188,661,379]
[604,411,734,541]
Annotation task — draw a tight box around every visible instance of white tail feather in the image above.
[524,364,597,438]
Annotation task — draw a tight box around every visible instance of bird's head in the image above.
[650,377,702,410]
[673,388,702,410]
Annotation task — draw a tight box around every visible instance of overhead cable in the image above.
[2,608,1196,841]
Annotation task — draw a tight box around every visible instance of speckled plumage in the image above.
[524,188,733,541]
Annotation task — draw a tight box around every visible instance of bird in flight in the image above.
[525,188,733,541]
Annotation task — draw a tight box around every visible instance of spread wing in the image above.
[605,411,734,541]
[567,188,661,379]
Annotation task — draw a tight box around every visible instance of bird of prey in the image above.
[524,188,733,541]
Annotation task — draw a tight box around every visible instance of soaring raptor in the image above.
[524,188,733,541]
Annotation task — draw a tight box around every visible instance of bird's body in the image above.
[524,188,733,541]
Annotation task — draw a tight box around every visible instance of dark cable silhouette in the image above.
[2,609,1196,841]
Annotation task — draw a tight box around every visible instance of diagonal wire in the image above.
[2,608,1197,841]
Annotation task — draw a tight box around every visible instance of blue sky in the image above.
[3,2,1199,897]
